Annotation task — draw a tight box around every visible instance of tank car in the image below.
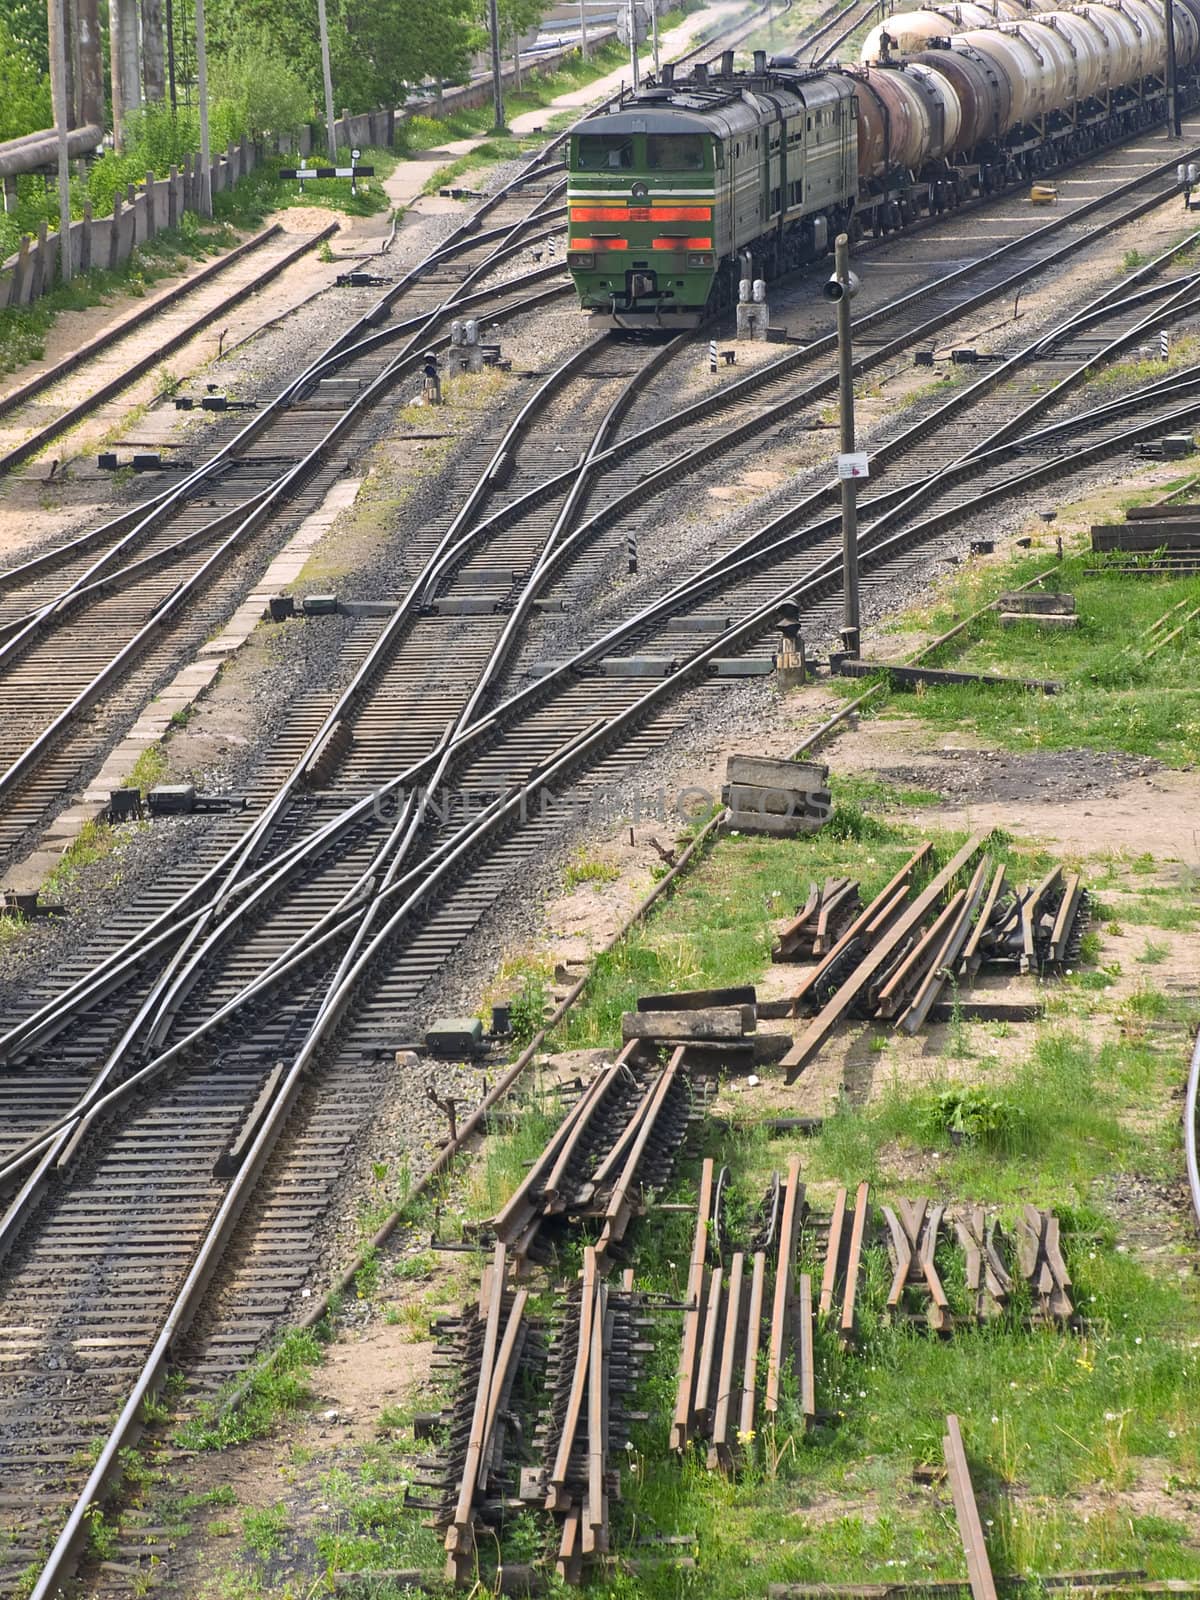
[567,3,1200,326]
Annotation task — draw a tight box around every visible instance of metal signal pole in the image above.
[651,0,659,75]
[1166,0,1182,137]
[489,0,506,131]
[628,0,640,89]
[579,0,588,58]
[826,233,861,656]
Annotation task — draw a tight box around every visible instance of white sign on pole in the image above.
[617,3,651,44]
[837,451,870,479]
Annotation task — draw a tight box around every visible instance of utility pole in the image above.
[651,0,659,75]
[579,0,588,58]
[316,0,337,158]
[628,0,640,90]
[166,0,177,109]
[49,0,73,280]
[824,233,862,657]
[1166,0,1182,137]
[489,0,505,132]
[195,0,211,215]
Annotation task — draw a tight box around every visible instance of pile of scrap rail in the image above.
[491,989,796,1269]
[888,1200,1074,1328]
[671,1155,814,1470]
[778,835,1089,1080]
[490,1038,697,1268]
[415,1243,536,1585]
[418,1242,656,1589]
[523,1247,649,1582]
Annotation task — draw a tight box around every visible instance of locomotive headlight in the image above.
[687,251,715,268]
[567,251,596,268]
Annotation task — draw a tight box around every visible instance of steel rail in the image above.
[0,193,1190,1088]
[0,278,569,813]
[14,17,788,1594]
[2,164,1193,1077]
[0,2,774,868]
[0,263,567,618]
[0,336,680,1177]
[0,222,341,480]
[3,101,1188,699]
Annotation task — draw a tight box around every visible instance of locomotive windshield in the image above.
[577,134,634,168]
[646,133,707,170]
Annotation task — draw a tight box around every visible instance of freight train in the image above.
[566,1,1200,326]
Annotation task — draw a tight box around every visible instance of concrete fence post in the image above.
[13,235,32,305]
[109,192,122,268]
[31,220,48,299]
[79,205,93,273]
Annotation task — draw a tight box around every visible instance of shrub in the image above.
[210,30,312,143]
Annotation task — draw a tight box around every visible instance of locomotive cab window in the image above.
[577,134,634,169]
[646,133,707,170]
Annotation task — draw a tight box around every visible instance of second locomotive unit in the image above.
[567,0,1200,326]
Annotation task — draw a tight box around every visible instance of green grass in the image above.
[241,1502,289,1558]
[126,742,169,792]
[856,548,1200,766]
[398,40,630,155]
[564,852,621,889]
[172,1327,324,1450]
[42,819,120,898]
[557,821,1045,1051]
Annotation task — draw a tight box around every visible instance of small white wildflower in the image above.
[1169,1430,1178,1439]
[985,1519,994,1528]
[991,1415,999,1424]
[1135,1336,1143,1345]
[858,1390,867,1398]
[1104,1411,1118,1422]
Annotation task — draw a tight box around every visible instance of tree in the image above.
[332,0,474,105]
[474,0,547,89]
[0,0,48,72]
[210,27,312,138]
[0,15,51,139]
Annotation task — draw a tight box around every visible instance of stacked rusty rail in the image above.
[671,1155,815,1467]
[528,1250,649,1582]
[419,1243,649,1588]
[491,1042,694,1267]
[882,1199,1074,1330]
[406,1244,535,1581]
[780,838,1089,1078]
[773,877,861,962]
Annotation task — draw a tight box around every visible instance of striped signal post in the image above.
[708,339,717,373]
[627,534,638,574]
[1161,330,1171,361]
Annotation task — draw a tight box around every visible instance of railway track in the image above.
[0,222,339,479]
[3,266,1196,1590]
[0,0,792,877]
[2,118,1200,1593]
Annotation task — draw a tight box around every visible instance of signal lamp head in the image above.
[823,268,860,302]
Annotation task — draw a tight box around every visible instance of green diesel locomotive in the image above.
[567,50,855,328]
